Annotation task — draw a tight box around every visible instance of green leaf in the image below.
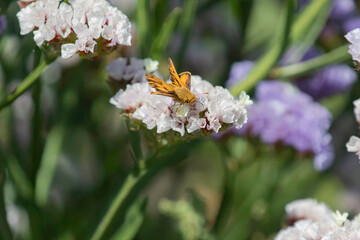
[230,0,296,95]
[136,0,151,57]
[150,7,182,60]
[0,153,13,240]
[270,45,351,79]
[230,0,334,95]
[109,198,147,240]
[34,125,65,206]
[177,0,199,66]
[6,156,33,200]
[89,140,200,240]
[282,1,332,64]
[290,0,331,42]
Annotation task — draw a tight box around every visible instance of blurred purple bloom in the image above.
[0,15,6,35]
[296,65,357,100]
[344,17,360,33]
[241,81,333,171]
[330,0,356,20]
[225,61,254,88]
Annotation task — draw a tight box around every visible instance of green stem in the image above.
[34,125,66,206]
[89,141,198,240]
[0,157,13,240]
[270,45,351,79]
[212,165,235,234]
[0,59,50,111]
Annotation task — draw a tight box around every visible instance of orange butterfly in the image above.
[146,58,196,105]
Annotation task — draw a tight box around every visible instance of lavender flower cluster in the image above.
[275,199,360,240]
[110,72,252,137]
[240,81,333,171]
[297,65,357,100]
[227,58,356,101]
[16,0,132,58]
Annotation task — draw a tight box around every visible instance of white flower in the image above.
[353,99,360,123]
[346,136,360,155]
[345,28,360,63]
[276,199,360,240]
[346,99,360,160]
[110,76,252,137]
[285,198,333,222]
[106,57,160,85]
[332,210,349,226]
[17,0,132,58]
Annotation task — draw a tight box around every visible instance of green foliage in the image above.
[0,0,358,240]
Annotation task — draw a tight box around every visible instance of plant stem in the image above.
[270,45,351,79]
[0,59,50,111]
[89,141,197,240]
[0,157,13,240]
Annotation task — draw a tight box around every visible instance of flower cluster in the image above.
[106,57,159,86]
[227,57,356,101]
[16,0,132,58]
[239,81,333,171]
[276,199,360,240]
[110,76,252,137]
[345,28,360,68]
[296,64,357,100]
[346,99,360,159]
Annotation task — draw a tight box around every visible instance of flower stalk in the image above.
[0,58,51,111]
[90,140,199,240]
[270,45,351,79]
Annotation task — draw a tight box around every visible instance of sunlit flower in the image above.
[110,76,252,137]
[16,0,132,59]
[276,199,360,240]
[239,81,333,171]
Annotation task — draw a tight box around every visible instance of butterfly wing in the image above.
[146,74,181,101]
[179,72,191,89]
[168,58,183,87]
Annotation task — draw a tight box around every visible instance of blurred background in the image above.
[1,0,360,240]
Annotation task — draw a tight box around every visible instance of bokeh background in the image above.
[1,0,360,240]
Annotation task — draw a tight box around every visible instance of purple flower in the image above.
[0,15,6,35]
[225,61,254,88]
[344,17,360,33]
[296,65,357,100]
[330,0,356,20]
[240,81,333,171]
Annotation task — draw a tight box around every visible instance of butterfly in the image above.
[146,58,196,105]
